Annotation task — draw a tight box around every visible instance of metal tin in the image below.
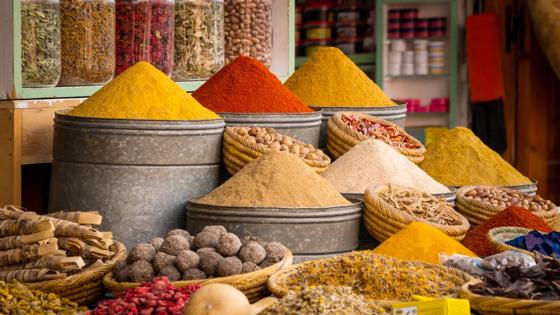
[219,111,322,147]
[503,180,538,196]
[310,101,407,149]
[185,199,362,262]
[49,111,225,248]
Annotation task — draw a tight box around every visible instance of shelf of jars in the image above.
[0,0,295,100]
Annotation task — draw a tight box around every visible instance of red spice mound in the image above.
[193,56,313,113]
[461,206,553,257]
[89,277,200,315]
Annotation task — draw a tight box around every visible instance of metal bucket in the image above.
[49,111,225,248]
[451,180,538,197]
[219,111,322,147]
[310,101,407,149]
[186,199,362,262]
[434,187,457,206]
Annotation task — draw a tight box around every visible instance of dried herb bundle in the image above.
[21,0,61,87]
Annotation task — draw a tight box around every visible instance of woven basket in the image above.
[460,279,560,315]
[222,127,330,175]
[23,241,126,305]
[104,250,293,303]
[268,252,473,308]
[487,226,554,259]
[455,186,559,226]
[363,185,470,242]
[326,112,425,163]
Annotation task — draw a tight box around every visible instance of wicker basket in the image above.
[460,279,560,315]
[363,185,470,242]
[23,241,126,305]
[326,112,425,163]
[487,226,554,259]
[455,186,559,226]
[268,252,473,308]
[104,250,293,303]
[222,127,330,175]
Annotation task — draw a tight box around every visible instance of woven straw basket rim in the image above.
[487,226,554,259]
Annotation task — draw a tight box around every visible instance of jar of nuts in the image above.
[224,0,273,67]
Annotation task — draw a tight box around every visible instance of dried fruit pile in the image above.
[89,277,199,315]
[114,225,287,282]
[462,186,557,213]
[341,113,421,149]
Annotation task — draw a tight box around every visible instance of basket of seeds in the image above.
[222,126,330,175]
[268,251,473,310]
[455,186,558,226]
[326,112,425,163]
[103,225,292,303]
[363,184,470,242]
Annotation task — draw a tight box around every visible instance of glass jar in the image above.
[173,0,224,80]
[21,0,61,87]
[115,0,174,75]
[224,0,272,67]
[59,0,116,86]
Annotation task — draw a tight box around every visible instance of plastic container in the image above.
[413,39,429,51]
[224,0,272,67]
[390,39,406,52]
[415,27,429,38]
[429,41,446,53]
[304,22,333,40]
[388,51,402,64]
[21,0,61,87]
[303,3,334,23]
[387,18,400,31]
[304,39,331,56]
[415,62,428,75]
[403,51,414,63]
[401,8,418,19]
[429,17,447,28]
[115,0,175,76]
[400,28,415,38]
[402,63,414,75]
[388,63,402,76]
[414,51,428,63]
[415,17,429,28]
[295,4,303,25]
[388,9,400,19]
[334,37,362,54]
[388,29,400,39]
[335,6,363,23]
[59,0,115,86]
[430,65,447,75]
[429,27,447,37]
[334,23,365,39]
[400,18,415,29]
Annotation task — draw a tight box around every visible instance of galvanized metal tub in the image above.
[310,101,407,149]
[451,180,538,197]
[218,111,322,147]
[49,111,225,248]
[186,199,362,262]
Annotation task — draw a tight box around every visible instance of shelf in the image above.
[385,74,448,79]
[295,52,376,67]
[405,111,448,128]
[385,36,449,42]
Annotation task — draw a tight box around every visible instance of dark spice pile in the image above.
[506,231,560,257]
[469,254,560,300]
[461,206,553,257]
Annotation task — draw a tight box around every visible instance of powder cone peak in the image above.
[284,47,395,107]
[193,56,313,113]
[197,150,350,208]
[67,61,219,120]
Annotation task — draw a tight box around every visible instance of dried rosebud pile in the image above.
[89,277,200,315]
[341,113,421,149]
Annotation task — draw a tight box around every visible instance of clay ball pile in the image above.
[235,126,328,162]
[463,186,557,212]
[114,225,288,282]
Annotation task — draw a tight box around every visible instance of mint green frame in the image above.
[10,0,295,99]
[375,0,458,127]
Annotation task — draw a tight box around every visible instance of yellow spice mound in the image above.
[197,151,351,208]
[284,47,395,107]
[67,62,219,120]
[420,127,531,186]
[373,222,477,264]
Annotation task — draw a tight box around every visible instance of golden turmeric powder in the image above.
[67,62,220,120]
[284,47,395,107]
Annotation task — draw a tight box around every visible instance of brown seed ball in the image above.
[216,257,243,277]
[238,242,266,265]
[241,262,261,274]
[264,242,286,261]
[129,260,155,283]
[259,256,280,269]
[241,236,265,246]
[167,229,191,239]
[182,268,207,280]
[149,237,165,251]
[217,233,242,257]
[127,243,156,263]
[202,225,227,236]
[114,265,130,282]
[176,250,200,272]
[199,252,224,275]
[153,252,177,273]
[193,231,220,249]
[160,235,190,256]
[158,265,181,281]
[196,247,216,256]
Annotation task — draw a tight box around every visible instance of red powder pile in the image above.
[461,206,553,257]
[193,56,313,113]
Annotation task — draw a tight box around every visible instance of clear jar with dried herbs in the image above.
[115,0,174,76]
[59,0,116,86]
[173,0,224,80]
[21,0,61,87]
[224,0,272,67]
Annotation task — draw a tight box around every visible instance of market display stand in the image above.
[0,0,295,207]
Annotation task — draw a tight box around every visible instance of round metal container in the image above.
[49,111,225,248]
[219,111,322,147]
[434,187,457,206]
[186,199,362,262]
[310,101,407,149]
[451,180,538,197]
